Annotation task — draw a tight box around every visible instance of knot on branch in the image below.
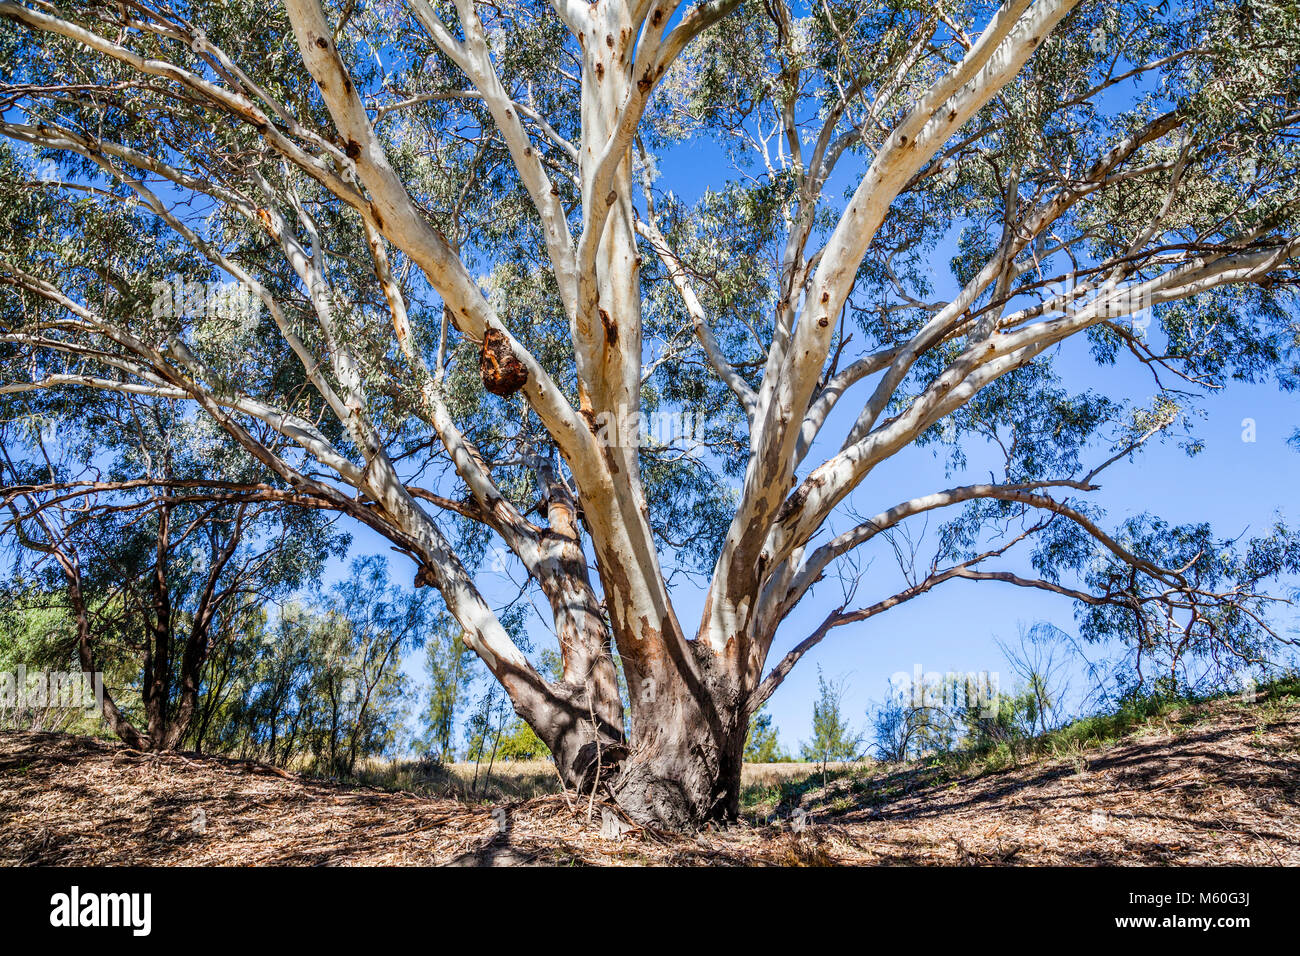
[479,328,528,397]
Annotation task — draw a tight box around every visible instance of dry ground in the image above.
[1,692,1297,866]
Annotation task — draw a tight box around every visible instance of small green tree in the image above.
[744,705,790,763]
[493,720,552,760]
[490,649,562,761]
[416,616,476,762]
[465,683,513,793]
[0,586,120,735]
[799,668,863,777]
[870,683,956,764]
[960,686,1042,750]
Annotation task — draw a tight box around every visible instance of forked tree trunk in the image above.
[613,692,748,830]
[532,635,748,831]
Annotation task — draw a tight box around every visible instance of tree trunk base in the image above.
[609,727,746,832]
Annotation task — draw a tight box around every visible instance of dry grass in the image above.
[353,757,561,803]
[741,761,863,787]
[1,688,1296,866]
[348,756,861,803]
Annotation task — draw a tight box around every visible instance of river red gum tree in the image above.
[2,0,1298,828]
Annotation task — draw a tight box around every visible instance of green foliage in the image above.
[960,686,1047,752]
[190,558,425,777]
[463,683,512,766]
[415,617,475,761]
[0,589,77,672]
[869,685,957,764]
[744,705,790,763]
[0,587,116,735]
[0,375,345,749]
[491,720,552,761]
[799,668,863,767]
[1,0,1299,786]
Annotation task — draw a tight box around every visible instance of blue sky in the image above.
[756,357,1299,753]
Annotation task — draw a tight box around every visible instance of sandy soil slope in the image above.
[2,695,1296,866]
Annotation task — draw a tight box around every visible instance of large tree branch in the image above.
[766,236,1300,575]
[635,216,756,413]
[705,0,1078,654]
[406,0,579,317]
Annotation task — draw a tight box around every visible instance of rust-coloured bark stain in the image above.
[479,328,528,396]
